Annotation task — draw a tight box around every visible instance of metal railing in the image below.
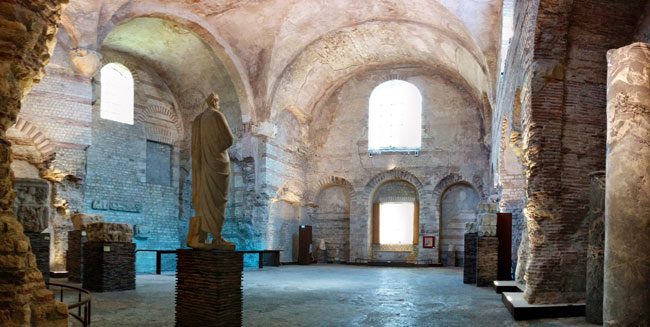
[46,282,92,326]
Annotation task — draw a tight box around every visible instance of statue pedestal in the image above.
[175,249,243,327]
[82,241,135,292]
[476,236,499,287]
[67,230,87,283]
[463,233,478,284]
[26,232,50,283]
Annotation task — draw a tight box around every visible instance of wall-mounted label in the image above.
[103,246,111,252]
[81,231,87,236]
[92,199,142,213]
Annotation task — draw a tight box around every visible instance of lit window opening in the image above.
[100,63,134,125]
[368,80,422,155]
[379,202,415,245]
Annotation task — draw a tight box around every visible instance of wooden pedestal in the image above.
[298,225,312,265]
[496,213,513,280]
[82,241,135,292]
[176,249,243,327]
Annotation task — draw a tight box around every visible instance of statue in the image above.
[187,92,236,250]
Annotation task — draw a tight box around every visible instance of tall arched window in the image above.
[368,80,422,154]
[100,63,134,124]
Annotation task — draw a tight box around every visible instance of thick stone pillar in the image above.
[0,1,68,325]
[604,42,650,326]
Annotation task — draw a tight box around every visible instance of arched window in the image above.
[100,63,134,124]
[368,80,422,154]
[371,181,419,245]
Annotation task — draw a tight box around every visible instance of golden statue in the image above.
[187,93,235,250]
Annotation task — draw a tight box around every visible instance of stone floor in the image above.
[66,265,593,326]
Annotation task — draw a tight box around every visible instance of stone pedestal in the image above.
[66,230,87,283]
[25,232,50,283]
[176,249,243,327]
[463,233,478,284]
[82,242,135,292]
[476,236,499,287]
[585,171,605,324]
[604,42,650,326]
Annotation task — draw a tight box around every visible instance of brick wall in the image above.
[494,0,646,304]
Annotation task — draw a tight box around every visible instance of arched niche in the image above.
[313,185,351,263]
[370,180,420,261]
[439,183,480,266]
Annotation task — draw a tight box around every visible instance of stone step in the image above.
[501,292,585,321]
[493,280,524,294]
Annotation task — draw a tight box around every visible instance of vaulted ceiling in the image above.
[59,0,503,130]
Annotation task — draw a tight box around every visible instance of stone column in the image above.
[0,1,69,325]
[604,42,650,326]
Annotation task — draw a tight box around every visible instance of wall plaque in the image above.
[92,199,142,213]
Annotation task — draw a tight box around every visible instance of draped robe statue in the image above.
[187,93,236,250]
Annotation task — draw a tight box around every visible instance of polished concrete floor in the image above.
[77,265,592,326]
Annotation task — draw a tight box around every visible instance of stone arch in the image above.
[363,170,423,253]
[431,173,481,264]
[312,176,356,203]
[96,53,142,86]
[135,104,185,146]
[269,20,491,123]
[97,3,255,123]
[9,118,56,162]
[364,169,424,198]
[431,173,480,226]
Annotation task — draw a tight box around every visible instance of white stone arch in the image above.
[97,3,255,124]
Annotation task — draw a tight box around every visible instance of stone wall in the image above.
[0,0,69,324]
[18,36,94,271]
[303,68,489,263]
[84,51,182,273]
